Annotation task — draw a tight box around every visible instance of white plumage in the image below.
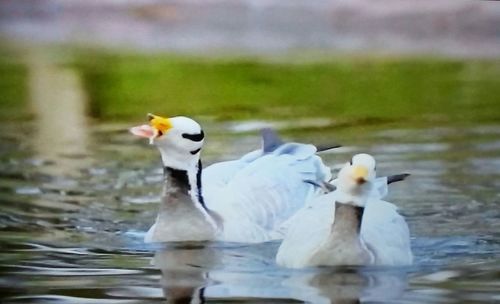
[203,143,330,242]
[131,115,331,243]
[276,153,413,268]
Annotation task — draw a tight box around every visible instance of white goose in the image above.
[130,114,332,243]
[276,153,413,268]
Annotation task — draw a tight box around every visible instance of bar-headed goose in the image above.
[130,114,332,243]
[276,153,413,268]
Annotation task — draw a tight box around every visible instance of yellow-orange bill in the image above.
[352,166,368,180]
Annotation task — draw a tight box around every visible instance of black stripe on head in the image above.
[190,147,202,155]
[182,130,204,142]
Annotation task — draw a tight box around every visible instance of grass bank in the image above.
[75,53,500,124]
[1,47,499,125]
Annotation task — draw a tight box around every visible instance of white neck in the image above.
[335,190,368,208]
[336,180,374,207]
[159,149,200,172]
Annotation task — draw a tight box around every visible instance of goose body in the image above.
[276,154,413,268]
[131,115,331,243]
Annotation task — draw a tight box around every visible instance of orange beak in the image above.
[130,113,173,143]
[352,165,368,184]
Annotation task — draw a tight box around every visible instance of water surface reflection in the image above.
[0,119,499,303]
[152,243,409,303]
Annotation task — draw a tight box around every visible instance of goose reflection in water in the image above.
[152,243,409,303]
[153,243,218,303]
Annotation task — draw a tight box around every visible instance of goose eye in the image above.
[157,130,163,137]
[349,158,353,165]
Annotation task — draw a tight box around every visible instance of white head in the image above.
[130,114,204,170]
[335,153,377,206]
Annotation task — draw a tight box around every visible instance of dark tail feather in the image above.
[316,143,342,152]
[387,173,411,185]
[261,128,284,153]
[304,180,336,192]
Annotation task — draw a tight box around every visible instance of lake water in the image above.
[0,113,499,303]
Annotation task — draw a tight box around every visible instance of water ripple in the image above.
[0,123,499,303]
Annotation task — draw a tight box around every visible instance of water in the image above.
[0,117,499,303]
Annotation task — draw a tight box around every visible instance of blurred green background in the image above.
[2,48,499,127]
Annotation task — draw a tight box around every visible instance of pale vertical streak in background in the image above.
[27,52,90,176]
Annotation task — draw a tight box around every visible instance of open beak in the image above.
[352,165,368,185]
[129,113,173,144]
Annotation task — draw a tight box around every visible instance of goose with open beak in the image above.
[130,114,332,243]
[276,153,413,268]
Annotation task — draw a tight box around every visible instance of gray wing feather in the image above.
[261,128,284,153]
